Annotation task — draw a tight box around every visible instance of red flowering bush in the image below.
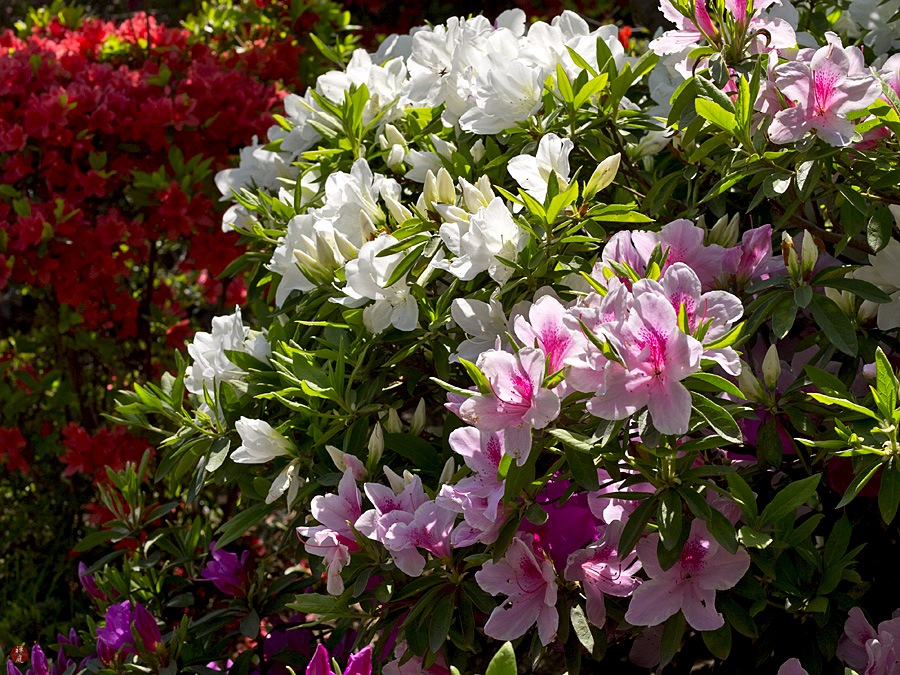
[0,2,350,645]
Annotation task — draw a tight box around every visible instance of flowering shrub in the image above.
[74,0,900,673]
[0,0,354,646]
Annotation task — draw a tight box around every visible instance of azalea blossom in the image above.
[837,607,900,674]
[475,535,559,644]
[565,521,642,627]
[458,347,561,464]
[231,417,293,463]
[625,520,751,631]
[852,238,900,330]
[507,133,573,203]
[769,41,882,147]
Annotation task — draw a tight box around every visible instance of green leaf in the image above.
[548,428,596,453]
[240,610,260,639]
[658,490,684,551]
[756,417,783,467]
[384,433,442,475]
[570,604,594,653]
[875,347,900,418]
[738,526,773,548]
[701,622,732,658]
[687,372,744,399]
[216,501,280,548]
[759,475,820,525]
[458,358,493,396]
[836,456,884,508]
[726,473,758,522]
[485,642,517,675]
[794,284,813,308]
[703,321,744,350]
[692,392,743,444]
[818,277,891,304]
[868,207,894,253]
[565,443,601,491]
[808,294,858,356]
[428,593,455,653]
[879,462,900,524]
[807,393,881,421]
[287,593,339,614]
[618,494,658,556]
[695,98,737,133]
[659,611,686,667]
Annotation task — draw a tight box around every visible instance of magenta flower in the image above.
[590,284,703,436]
[307,644,373,675]
[96,601,137,654]
[458,347,561,464]
[625,520,751,631]
[769,42,882,146]
[717,224,785,291]
[564,522,642,627]
[632,219,727,291]
[475,535,559,645]
[78,561,107,600]
[520,480,600,570]
[133,603,162,652]
[201,543,251,597]
[837,607,900,674]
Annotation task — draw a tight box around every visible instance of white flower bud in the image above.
[762,344,782,391]
[367,423,384,470]
[436,167,456,205]
[584,153,620,199]
[232,417,292,463]
[471,140,486,163]
[333,229,359,262]
[410,399,427,435]
[782,232,800,279]
[800,230,818,276]
[384,407,403,433]
[387,145,406,171]
[438,457,456,486]
[325,445,347,472]
[737,361,765,402]
[384,465,406,494]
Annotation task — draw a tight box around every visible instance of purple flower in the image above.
[78,562,107,600]
[306,644,373,675]
[520,480,599,570]
[133,603,162,652]
[201,543,251,597]
[29,645,49,675]
[96,601,137,654]
[837,607,900,674]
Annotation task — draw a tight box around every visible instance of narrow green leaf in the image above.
[879,462,900,524]
[759,475,820,525]
[809,293,858,356]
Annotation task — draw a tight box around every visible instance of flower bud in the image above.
[781,232,800,279]
[384,465,405,494]
[863,362,878,379]
[384,407,403,433]
[438,457,456,486]
[133,604,162,652]
[325,445,347,472]
[436,167,456,205]
[708,214,740,248]
[410,399,427,436]
[859,299,878,324]
[367,423,384,470]
[800,230,818,276]
[30,645,49,675]
[737,360,765,402]
[471,139,486,163]
[584,153,621,199]
[762,344,782,390]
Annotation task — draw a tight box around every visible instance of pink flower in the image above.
[769,41,883,146]
[657,263,743,375]
[589,284,703,436]
[382,501,457,576]
[475,535,559,645]
[201,543,251,596]
[458,347,561,465]
[632,219,726,291]
[625,520,751,631]
[837,607,900,674]
[513,295,583,375]
[436,428,509,546]
[777,658,809,675]
[564,522,642,627]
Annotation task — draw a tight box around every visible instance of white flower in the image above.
[184,307,270,399]
[267,92,321,157]
[343,235,419,333]
[214,136,290,198]
[507,133,574,202]
[459,55,543,134]
[849,0,900,54]
[315,49,408,127]
[438,197,526,283]
[266,460,303,505]
[232,417,293,463]
[450,298,510,362]
[853,238,900,331]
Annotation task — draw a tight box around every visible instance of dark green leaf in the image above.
[759,475,820,525]
[692,392,743,444]
[701,622,732,659]
[879,462,900,524]
[809,293,858,356]
[658,490,684,551]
